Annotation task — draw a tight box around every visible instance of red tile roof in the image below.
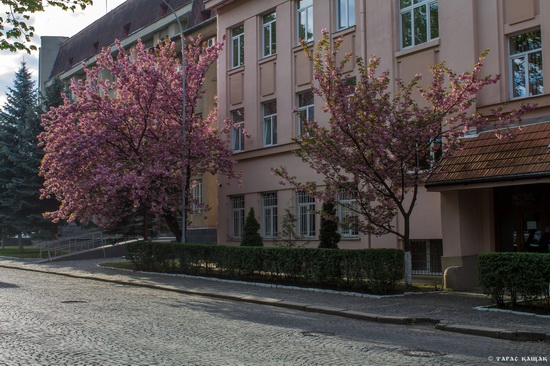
[426,122,550,188]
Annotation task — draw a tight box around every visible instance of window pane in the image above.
[306,7,313,40]
[263,26,271,56]
[429,2,439,40]
[232,38,239,67]
[528,51,544,96]
[413,6,427,45]
[348,0,355,27]
[511,30,542,55]
[263,13,275,23]
[400,0,411,9]
[298,0,313,8]
[401,12,412,48]
[512,56,526,98]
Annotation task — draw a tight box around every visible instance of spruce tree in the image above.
[241,208,263,246]
[0,62,56,251]
[318,201,340,249]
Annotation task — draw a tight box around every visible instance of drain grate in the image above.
[400,349,445,358]
[61,300,88,304]
[300,331,336,337]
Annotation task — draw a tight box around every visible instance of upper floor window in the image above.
[263,100,277,146]
[337,0,355,30]
[297,0,313,43]
[191,179,203,213]
[510,29,543,99]
[231,25,244,68]
[400,0,438,49]
[231,108,245,152]
[297,90,314,135]
[262,12,277,57]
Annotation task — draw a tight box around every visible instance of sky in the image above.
[0,0,127,108]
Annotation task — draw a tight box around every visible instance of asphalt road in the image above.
[0,267,548,365]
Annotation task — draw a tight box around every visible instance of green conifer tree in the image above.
[0,62,57,251]
[318,201,340,249]
[241,208,263,246]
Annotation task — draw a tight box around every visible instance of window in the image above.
[337,0,355,30]
[231,108,245,152]
[231,196,245,239]
[206,37,216,49]
[231,25,244,68]
[262,193,278,238]
[338,191,359,238]
[297,192,316,238]
[263,100,277,146]
[191,179,203,213]
[297,0,313,43]
[262,12,276,57]
[510,30,543,99]
[297,91,314,135]
[400,0,438,49]
[415,137,442,170]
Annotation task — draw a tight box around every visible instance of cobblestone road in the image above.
[0,267,548,365]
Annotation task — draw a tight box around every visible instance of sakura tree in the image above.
[274,30,531,266]
[39,36,237,241]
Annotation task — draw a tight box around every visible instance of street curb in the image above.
[1,262,547,342]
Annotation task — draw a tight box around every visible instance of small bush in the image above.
[318,201,340,249]
[126,242,404,294]
[241,208,263,246]
[478,252,550,307]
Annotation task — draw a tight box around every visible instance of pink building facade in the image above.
[209,0,550,289]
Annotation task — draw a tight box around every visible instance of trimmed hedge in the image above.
[478,252,550,307]
[126,242,404,294]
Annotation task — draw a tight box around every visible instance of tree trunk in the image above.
[164,213,182,243]
[18,232,24,254]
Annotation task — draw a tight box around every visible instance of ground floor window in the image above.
[231,196,245,239]
[262,193,278,238]
[297,192,316,238]
[410,239,443,275]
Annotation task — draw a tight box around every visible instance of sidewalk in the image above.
[1,257,549,343]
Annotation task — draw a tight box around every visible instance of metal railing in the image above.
[38,231,123,261]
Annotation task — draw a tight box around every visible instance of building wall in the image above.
[212,0,550,264]
[212,0,445,249]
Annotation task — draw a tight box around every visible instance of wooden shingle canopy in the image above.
[49,0,193,79]
[426,122,550,189]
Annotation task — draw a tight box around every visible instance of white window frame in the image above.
[231,25,244,68]
[297,90,314,135]
[231,196,245,239]
[400,0,438,49]
[338,191,359,238]
[191,179,203,213]
[297,192,316,238]
[336,0,355,30]
[263,100,277,146]
[297,0,313,44]
[509,29,544,100]
[262,12,276,58]
[262,193,278,238]
[231,108,245,152]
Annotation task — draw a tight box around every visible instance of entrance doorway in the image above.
[495,184,550,252]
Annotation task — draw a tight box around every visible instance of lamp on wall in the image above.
[162,0,187,243]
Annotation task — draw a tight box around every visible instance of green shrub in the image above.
[126,242,405,294]
[318,201,340,249]
[241,208,263,246]
[478,252,550,307]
